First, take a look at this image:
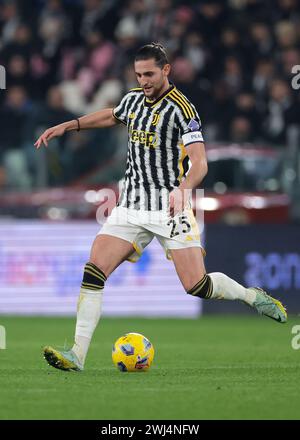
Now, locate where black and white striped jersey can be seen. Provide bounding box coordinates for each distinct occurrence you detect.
[113,83,204,211]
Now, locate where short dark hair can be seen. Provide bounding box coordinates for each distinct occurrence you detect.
[134,43,169,68]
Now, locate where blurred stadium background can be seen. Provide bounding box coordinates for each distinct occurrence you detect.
[0,0,299,317]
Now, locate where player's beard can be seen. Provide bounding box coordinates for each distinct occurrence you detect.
[144,77,165,101]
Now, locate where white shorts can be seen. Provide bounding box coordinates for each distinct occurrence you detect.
[98,206,204,262]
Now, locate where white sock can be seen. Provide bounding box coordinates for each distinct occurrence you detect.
[209,272,256,305]
[72,288,103,365]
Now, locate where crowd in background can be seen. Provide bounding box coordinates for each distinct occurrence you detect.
[0,0,300,190]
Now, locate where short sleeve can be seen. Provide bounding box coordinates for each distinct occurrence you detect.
[177,104,204,147]
[113,93,131,125]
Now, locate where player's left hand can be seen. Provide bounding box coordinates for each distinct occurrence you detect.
[169,187,189,217]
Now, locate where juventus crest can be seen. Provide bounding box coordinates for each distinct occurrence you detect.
[151,113,160,126]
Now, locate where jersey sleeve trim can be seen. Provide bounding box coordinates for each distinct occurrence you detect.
[112,109,127,125]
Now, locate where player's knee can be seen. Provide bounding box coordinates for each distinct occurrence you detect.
[186,274,213,299]
[89,237,114,276]
[81,262,107,291]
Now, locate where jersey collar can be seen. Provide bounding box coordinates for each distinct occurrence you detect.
[144,83,175,107]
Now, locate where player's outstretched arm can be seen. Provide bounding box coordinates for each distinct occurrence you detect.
[34,108,118,149]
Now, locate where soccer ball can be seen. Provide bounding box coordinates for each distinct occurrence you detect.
[112,332,154,372]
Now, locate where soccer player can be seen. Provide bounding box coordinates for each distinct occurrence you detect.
[35,43,287,372]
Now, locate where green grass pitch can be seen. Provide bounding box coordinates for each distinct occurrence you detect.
[0,315,300,420]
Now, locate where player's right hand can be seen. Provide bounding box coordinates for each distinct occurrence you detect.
[34,124,66,149]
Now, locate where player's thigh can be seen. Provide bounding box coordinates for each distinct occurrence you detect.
[170,247,206,291]
[90,234,135,277]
